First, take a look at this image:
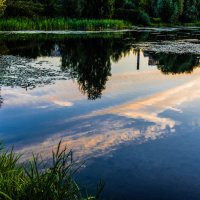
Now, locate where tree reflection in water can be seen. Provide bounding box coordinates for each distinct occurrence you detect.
[150,53,200,74]
[61,39,112,100]
[0,35,133,101]
[61,38,132,99]
[0,33,200,105]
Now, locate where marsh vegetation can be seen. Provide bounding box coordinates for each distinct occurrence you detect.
[0,141,103,200]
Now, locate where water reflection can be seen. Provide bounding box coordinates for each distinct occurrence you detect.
[1,30,200,200]
[0,33,200,103]
[0,36,133,100]
[152,53,200,74]
[16,73,200,161]
[60,39,112,100]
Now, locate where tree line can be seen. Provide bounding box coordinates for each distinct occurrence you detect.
[0,0,200,24]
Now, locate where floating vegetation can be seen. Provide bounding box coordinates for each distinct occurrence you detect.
[138,40,200,54]
[0,55,68,89]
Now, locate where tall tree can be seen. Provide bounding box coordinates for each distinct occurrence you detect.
[131,0,158,17]
[182,0,199,22]
[61,0,83,18]
[39,0,62,17]
[0,0,6,17]
[100,0,115,18]
[83,0,114,18]
[157,0,176,23]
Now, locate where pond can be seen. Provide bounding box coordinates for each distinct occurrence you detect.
[0,28,200,199]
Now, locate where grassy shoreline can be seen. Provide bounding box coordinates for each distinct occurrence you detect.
[0,18,199,32]
[0,142,103,200]
[150,22,200,27]
[0,18,132,31]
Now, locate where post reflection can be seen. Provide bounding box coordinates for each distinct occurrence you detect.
[0,88,3,108]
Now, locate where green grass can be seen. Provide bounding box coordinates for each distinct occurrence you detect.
[183,21,200,27]
[0,141,104,200]
[0,18,132,31]
[150,20,200,27]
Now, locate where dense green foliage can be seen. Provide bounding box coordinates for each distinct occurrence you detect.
[0,0,200,26]
[0,0,6,17]
[0,142,102,200]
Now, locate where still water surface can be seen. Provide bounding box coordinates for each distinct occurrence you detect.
[1,28,200,199]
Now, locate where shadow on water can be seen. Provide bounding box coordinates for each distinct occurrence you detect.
[0,30,200,105]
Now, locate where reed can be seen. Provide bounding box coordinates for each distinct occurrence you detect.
[0,18,131,31]
[0,141,103,200]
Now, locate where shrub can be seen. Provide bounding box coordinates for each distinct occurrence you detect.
[114,8,138,23]
[4,1,44,18]
[151,17,162,23]
[114,9,150,25]
[137,11,151,26]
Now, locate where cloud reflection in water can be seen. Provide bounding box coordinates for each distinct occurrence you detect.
[12,68,200,163]
[17,81,200,161]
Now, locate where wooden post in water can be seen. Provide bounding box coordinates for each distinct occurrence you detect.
[137,48,140,70]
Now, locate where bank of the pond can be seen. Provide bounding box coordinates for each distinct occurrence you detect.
[0,142,103,200]
[0,18,132,31]
[1,18,199,32]
[150,22,200,28]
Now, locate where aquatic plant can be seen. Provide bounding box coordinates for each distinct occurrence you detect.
[0,141,103,200]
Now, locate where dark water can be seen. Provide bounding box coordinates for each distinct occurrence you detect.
[1,28,200,199]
